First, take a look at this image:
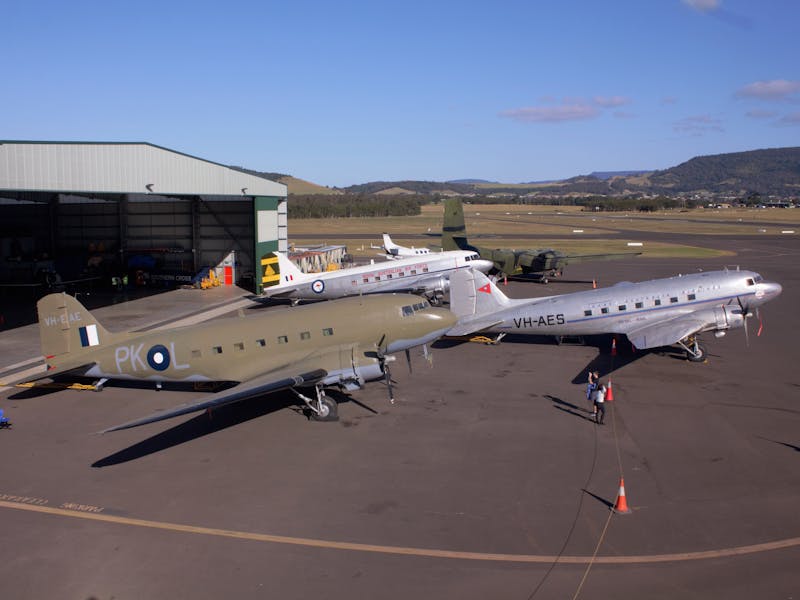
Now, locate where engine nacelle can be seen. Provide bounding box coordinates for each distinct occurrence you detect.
[713,304,745,332]
[421,275,449,295]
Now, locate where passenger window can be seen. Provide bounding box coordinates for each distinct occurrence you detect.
[212,346,222,354]
[256,339,266,347]
[410,270,417,275]
[601,307,609,314]
[688,293,696,301]
[234,342,244,351]
[670,297,678,303]
[300,331,311,340]
[584,309,592,316]
[362,277,369,284]
[618,305,627,311]
[277,335,288,344]
[654,299,662,306]
[322,328,333,336]
[191,349,202,358]
[635,302,643,309]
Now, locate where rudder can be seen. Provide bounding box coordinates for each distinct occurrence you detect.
[36,293,119,367]
[442,198,473,252]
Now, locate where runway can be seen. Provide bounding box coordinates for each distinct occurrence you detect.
[0,232,798,599]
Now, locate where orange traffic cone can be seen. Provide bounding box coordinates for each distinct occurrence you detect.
[613,477,632,514]
[606,379,614,401]
[611,337,617,356]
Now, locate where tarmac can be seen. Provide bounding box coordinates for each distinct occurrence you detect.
[0,232,798,599]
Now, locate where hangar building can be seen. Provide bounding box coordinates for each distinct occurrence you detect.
[0,141,287,293]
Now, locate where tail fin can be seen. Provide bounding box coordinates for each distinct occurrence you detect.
[449,269,511,320]
[260,251,310,292]
[442,198,473,252]
[382,233,400,256]
[37,293,124,369]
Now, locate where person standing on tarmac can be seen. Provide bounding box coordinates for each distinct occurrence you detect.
[586,370,599,408]
[594,382,607,425]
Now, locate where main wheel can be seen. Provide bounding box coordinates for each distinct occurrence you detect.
[687,344,707,362]
[310,394,339,422]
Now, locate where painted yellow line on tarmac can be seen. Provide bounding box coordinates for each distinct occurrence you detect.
[2,499,799,564]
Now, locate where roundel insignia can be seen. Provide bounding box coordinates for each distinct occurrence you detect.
[147,344,171,371]
[311,279,325,294]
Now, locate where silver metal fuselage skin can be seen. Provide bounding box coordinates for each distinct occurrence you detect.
[264,252,494,301]
[476,270,782,343]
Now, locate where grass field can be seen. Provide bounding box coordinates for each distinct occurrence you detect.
[287,203,797,259]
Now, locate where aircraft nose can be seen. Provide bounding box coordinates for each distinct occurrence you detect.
[764,282,782,299]
[473,259,495,274]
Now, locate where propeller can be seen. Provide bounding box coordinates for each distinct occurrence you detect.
[736,296,755,347]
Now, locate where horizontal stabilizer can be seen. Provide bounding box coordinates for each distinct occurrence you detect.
[102,368,327,432]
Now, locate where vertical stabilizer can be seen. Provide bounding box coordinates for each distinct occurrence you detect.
[261,251,311,292]
[36,293,121,368]
[449,269,511,319]
[442,198,474,252]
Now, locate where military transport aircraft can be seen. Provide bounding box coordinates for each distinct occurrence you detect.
[9,291,456,431]
[441,198,639,282]
[260,249,493,304]
[380,233,432,259]
[447,267,782,361]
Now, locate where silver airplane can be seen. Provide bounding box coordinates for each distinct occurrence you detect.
[447,267,782,361]
[380,233,432,259]
[261,249,493,304]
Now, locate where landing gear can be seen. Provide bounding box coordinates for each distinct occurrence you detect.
[292,386,339,422]
[311,394,338,422]
[677,335,707,362]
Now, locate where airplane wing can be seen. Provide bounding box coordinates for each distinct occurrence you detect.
[446,318,505,337]
[622,314,710,350]
[101,367,327,432]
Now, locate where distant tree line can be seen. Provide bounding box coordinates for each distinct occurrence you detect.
[288,195,425,218]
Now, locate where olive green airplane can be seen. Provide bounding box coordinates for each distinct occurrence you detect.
[8,292,456,431]
[441,198,639,282]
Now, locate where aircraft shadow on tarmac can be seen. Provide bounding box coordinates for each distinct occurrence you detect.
[91,390,366,468]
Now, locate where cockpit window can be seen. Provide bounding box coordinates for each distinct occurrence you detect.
[746,278,755,286]
[401,301,431,316]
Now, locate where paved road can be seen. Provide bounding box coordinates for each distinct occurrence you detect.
[0,234,798,599]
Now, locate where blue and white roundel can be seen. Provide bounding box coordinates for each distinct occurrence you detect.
[147,344,171,371]
[311,279,325,294]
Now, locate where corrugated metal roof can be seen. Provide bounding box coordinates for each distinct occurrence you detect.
[0,141,286,197]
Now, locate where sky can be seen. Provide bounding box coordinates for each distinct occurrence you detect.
[3,0,799,187]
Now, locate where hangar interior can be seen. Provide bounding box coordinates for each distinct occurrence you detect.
[0,142,287,293]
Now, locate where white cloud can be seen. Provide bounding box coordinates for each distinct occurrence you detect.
[593,96,631,108]
[745,109,778,119]
[736,80,800,100]
[682,0,721,13]
[778,112,800,125]
[499,103,599,123]
[673,114,724,135]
